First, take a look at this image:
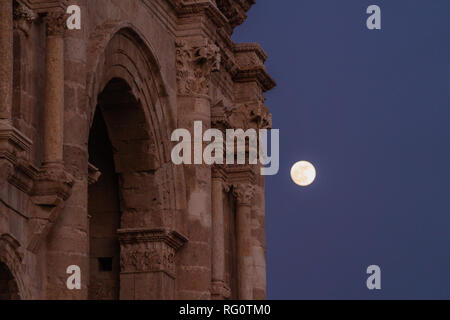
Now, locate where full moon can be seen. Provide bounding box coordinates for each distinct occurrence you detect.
[290,161,317,186]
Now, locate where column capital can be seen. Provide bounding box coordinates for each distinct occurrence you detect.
[232,183,255,206]
[212,166,232,192]
[212,165,226,179]
[13,2,37,23]
[13,2,37,35]
[175,37,221,96]
[43,10,66,36]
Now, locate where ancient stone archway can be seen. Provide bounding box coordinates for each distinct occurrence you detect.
[87,26,188,300]
[0,234,27,300]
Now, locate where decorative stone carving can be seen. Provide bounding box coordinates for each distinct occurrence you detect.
[118,228,187,278]
[0,121,33,191]
[211,100,232,130]
[33,162,74,200]
[176,38,221,96]
[120,241,176,276]
[228,102,272,131]
[13,1,37,34]
[43,11,67,36]
[232,183,255,206]
[14,2,37,21]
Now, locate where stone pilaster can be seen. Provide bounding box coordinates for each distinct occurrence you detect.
[59,0,89,299]
[211,166,231,299]
[231,42,275,300]
[118,228,187,300]
[175,36,220,299]
[0,0,13,121]
[43,10,66,164]
[232,181,255,300]
[40,5,82,300]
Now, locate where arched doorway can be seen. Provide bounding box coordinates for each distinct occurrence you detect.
[88,77,158,299]
[0,262,19,300]
[86,27,188,299]
[88,102,121,300]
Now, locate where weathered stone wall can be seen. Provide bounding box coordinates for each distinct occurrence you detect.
[0,0,274,300]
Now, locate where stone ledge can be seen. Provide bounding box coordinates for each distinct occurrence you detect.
[118,228,188,251]
[17,0,68,13]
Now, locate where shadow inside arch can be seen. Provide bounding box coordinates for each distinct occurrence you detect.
[0,262,20,300]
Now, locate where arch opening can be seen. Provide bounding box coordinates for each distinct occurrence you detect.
[0,262,20,300]
[88,99,121,300]
[88,77,159,299]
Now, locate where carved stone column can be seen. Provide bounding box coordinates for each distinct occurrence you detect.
[38,8,79,299]
[211,166,230,299]
[118,229,187,300]
[232,182,255,300]
[43,11,65,164]
[0,0,13,121]
[175,37,220,299]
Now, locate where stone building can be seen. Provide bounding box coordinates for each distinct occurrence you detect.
[0,0,274,300]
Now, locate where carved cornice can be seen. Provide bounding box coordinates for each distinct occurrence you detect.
[32,162,74,200]
[170,0,254,33]
[172,0,229,31]
[176,38,221,96]
[234,43,268,62]
[0,121,35,192]
[17,0,68,13]
[216,0,255,29]
[227,164,255,183]
[118,228,188,278]
[117,228,188,251]
[0,122,32,163]
[119,240,176,277]
[233,43,276,92]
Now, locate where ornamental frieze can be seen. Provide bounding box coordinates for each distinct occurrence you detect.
[120,241,176,277]
[118,228,187,278]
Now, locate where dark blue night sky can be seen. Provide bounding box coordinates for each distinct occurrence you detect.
[233,0,450,299]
